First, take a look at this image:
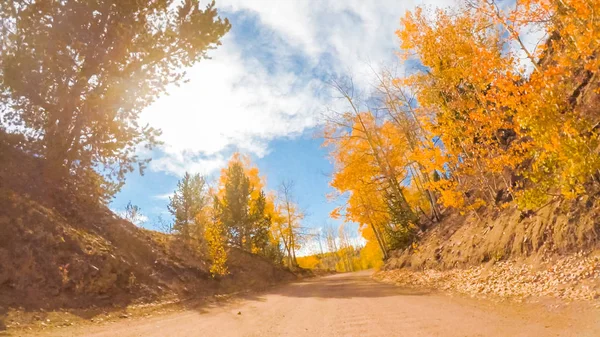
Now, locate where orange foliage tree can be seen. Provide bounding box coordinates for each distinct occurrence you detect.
[397,0,600,210]
[324,84,425,256]
[325,0,600,262]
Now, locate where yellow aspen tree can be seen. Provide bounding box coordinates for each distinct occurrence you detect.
[204,196,228,276]
[398,6,528,208]
[325,105,419,253]
[374,69,442,221]
[398,0,600,209]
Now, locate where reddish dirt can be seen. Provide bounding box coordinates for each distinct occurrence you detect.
[23,271,600,337]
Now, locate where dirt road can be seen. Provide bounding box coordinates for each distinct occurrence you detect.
[34,271,600,337]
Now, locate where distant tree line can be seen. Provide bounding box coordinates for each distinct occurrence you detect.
[164,154,306,275]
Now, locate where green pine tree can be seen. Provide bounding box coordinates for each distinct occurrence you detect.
[168,172,207,240]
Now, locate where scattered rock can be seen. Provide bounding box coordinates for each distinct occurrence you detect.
[375,252,600,302]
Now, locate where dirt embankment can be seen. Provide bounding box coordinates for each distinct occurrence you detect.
[0,140,296,332]
[379,201,600,302]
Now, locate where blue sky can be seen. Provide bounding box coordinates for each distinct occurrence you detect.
[111,0,457,250]
[113,131,344,231]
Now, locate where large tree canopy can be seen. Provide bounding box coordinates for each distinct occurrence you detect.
[0,0,230,199]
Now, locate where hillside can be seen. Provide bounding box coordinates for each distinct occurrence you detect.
[386,200,600,270]
[376,201,600,301]
[0,139,295,331]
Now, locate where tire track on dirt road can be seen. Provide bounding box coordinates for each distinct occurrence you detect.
[30,271,600,337]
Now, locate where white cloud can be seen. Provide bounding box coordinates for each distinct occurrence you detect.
[134,214,149,225]
[142,0,457,176]
[112,209,149,226]
[142,37,327,176]
[150,152,228,177]
[153,192,173,201]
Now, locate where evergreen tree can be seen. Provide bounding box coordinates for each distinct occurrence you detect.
[250,190,271,254]
[219,160,274,253]
[220,162,252,248]
[168,172,207,240]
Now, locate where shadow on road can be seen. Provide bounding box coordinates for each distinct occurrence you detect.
[267,273,432,299]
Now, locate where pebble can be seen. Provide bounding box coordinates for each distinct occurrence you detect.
[375,253,600,302]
